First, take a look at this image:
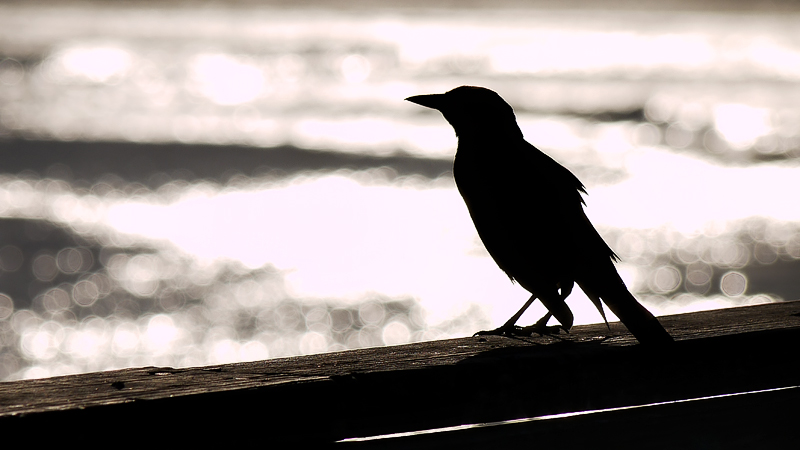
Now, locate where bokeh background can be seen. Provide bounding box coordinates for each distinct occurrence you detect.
[1,0,799,380]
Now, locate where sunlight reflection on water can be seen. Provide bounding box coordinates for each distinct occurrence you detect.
[0,159,795,380]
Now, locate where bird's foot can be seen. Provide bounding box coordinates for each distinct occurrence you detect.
[518,323,564,336]
[473,312,569,338]
[518,313,566,336]
[473,324,526,337]
[473,323,563,337]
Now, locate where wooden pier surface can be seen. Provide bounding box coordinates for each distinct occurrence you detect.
[1,300,799,447]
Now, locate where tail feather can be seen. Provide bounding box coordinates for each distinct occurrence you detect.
[608,288,672,345]
[579,269,673,345]
[579,283,610,329]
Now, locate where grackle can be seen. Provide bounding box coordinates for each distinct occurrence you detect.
[406,86,672,345]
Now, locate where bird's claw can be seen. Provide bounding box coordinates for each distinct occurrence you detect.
[474,323,565,338]
[522,312,569,336]
[518,323,564,336]
[473,325,524,337]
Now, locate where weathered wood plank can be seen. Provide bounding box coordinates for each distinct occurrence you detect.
[1,300,798,445]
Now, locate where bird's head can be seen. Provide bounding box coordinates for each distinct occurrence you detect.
[405,86,521,138]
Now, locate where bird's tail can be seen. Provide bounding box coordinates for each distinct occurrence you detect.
[578,268,673,345]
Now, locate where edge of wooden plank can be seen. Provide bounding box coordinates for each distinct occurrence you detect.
[0,300,797,444]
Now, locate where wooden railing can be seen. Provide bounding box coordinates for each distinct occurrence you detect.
[1,300,798,447]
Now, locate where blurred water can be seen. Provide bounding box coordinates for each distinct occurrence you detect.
[1,3,800,380]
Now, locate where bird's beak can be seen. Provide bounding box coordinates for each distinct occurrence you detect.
[405,93,446,110]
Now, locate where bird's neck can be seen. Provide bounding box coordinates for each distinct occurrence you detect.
[454,121,523,141]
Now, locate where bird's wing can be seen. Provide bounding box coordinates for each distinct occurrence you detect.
[523,143,618,261]
[520,143,618,322]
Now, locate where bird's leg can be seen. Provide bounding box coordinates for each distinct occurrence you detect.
[473,295,537,337]
[502,294,536,329]
[535,312,553,329]
[558,280,574,301]
[517,286,573,336]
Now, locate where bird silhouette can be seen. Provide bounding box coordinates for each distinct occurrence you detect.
[406,86,672,345]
